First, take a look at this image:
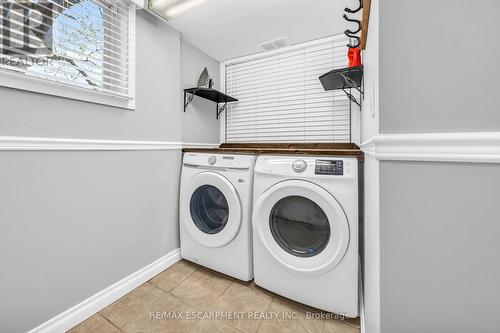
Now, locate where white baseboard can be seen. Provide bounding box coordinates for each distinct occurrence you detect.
[27,249,181,333]
[361,132,500,163]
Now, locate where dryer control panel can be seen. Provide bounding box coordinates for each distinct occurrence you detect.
[315,160,343,175]
[255,156,356,179]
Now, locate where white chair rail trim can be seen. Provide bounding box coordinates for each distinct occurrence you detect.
[181,142,220,149]
[361,132,500,163]
[0,136,220,151]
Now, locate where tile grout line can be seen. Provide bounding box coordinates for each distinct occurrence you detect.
[165,291,203,333]
[225,322,249,333]
[97,280,166,330]
[166,292,205,312]
[322,315,361,332]
[149,260,201,293]
[202,280,240,331]
[273,293,361,331]
[167,266,234,312]
[338,320,361,329]
[98,312,123,332]
[319,318,327,333]
[220,279,236,297]
[252,293,276,333]
[145,260,205,331]
[136,289,202,333]
[110,283,168,331]
[219,280,265,332]
[190,280,237,333]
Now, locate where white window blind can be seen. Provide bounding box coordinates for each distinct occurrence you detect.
[0,0,134,106]
[225,36,354,143]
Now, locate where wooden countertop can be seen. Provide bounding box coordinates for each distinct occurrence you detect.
[182,143,364,162]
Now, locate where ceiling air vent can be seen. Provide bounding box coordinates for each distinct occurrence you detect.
[259,37,288,51]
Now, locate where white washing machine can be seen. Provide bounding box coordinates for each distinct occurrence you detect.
[180,152,256,281]
[252,155,359,316]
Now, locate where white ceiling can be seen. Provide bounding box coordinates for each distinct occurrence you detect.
[166,0,359,61]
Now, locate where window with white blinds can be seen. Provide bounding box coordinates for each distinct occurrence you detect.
[225,36,354,143]
[0,0,134,108]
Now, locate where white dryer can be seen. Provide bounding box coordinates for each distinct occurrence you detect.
[252,155,359,316]
[180,152,256,281]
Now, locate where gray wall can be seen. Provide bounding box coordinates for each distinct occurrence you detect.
[181,40,221,144]
[380,0,500,133]
[376,1,500,333]
[0,10,218,333]
[0,150,181,333]
[380,162,500,333]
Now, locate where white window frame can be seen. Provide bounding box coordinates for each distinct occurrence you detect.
[0,1,137,110]
[219,35,361,144]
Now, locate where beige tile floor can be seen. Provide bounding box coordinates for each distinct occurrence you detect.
[69,260,360,333]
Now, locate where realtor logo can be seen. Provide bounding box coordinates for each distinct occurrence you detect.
[0,1,55,63]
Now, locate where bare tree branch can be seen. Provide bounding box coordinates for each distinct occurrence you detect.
[50,54,98,87]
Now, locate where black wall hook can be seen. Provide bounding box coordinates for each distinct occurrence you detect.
[344,28,361,48]
[343,14,362,32]
[343,14,362,34]
[345,0,363,14]
[343,11,362,48]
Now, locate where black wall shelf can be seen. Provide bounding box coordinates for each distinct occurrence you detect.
[319,66,364,106]
[184,88,238,119]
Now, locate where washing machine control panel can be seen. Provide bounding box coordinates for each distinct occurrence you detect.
[184,153,256,171]
[315,160,343,175]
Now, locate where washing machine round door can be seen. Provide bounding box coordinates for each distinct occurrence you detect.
[253,179,349,275]
[181,171,242,248]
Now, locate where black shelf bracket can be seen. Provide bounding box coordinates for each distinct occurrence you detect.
[184,89,197,110]
[342,88,362,107]
[340,71,364,107]
[216,102,228,120]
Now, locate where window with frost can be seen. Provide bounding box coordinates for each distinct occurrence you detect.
[0,0,135,109]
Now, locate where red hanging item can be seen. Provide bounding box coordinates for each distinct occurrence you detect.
[348,47,362,67]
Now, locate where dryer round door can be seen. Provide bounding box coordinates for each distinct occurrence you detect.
[181,171,242,248]
[253,180,349,275]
